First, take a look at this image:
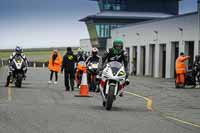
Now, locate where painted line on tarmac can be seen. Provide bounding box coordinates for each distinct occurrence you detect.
[124,91,153,111]
[125,91,150,101]
[165,116,200,128]
[125,91,200,129]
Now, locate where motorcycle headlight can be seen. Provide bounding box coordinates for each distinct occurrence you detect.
[118,71,125,76]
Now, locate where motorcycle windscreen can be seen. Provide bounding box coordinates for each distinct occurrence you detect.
[15,56,22,62]
[108,61,122,76]
[13,56,26,69]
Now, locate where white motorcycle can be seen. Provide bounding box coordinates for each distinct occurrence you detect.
[9,56,27,88]
[99,61,127,110]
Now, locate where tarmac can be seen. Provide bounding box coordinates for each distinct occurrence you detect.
[0,67,199,133]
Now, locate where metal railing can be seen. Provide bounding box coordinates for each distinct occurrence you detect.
[0,59,48,68]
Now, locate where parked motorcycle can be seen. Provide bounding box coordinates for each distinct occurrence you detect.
[99,61,127,110]
[87,61,99,92]
[9,55,27,88]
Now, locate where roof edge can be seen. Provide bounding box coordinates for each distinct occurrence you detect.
[113,11,198,30]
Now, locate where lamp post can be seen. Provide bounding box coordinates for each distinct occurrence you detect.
[178,27,183,54]
[122,34,126,46]
[136,32,140,75]
[198,0,200,54]
[153,30,159,77]
[136,32,140,44]
[153,30,158,44]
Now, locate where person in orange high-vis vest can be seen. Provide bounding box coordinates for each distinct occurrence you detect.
[48,49,62,84]
[175,52,190,87]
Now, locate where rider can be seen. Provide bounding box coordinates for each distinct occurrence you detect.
[5,46,28,87]
[85,47,101,66]
[85,47,102,92]
[101,38,129,95]
[76,48,87,62]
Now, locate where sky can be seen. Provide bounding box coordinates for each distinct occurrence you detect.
[0,0,197,49]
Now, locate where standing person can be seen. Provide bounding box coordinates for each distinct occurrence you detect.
[192,55,200,87]
[48,49,62,84]
[61,47,77,91]
[175,52,190,88]
[131,57,136,75]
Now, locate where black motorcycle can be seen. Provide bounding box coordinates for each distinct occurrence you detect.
[87,61,99,92]
[9,56,27,88]
[175,70,196,88]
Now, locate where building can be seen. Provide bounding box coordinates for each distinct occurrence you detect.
[80,39,92,54]
[80,0,180,52]
[108,12,199,78]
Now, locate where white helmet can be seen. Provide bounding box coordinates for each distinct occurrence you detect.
[77,47,84,55]
[92,47,98,52]
[92,47,98,56]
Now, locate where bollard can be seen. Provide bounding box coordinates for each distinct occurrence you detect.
[43,63,45,68]
[33,62,36,68]
[1,60,3,66]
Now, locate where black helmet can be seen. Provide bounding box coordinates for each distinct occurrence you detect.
[15,46,23,55]
[67,47,72,52]
[180,52,184,56]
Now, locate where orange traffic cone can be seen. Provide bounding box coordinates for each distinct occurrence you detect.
[75,66,92,97]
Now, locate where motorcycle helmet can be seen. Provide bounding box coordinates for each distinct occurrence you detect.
[15,46,23,55]
[92,47,98,56]
[77,48,84,56]
[113,38,123,55]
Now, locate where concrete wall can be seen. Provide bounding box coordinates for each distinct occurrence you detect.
[110,13,199,78]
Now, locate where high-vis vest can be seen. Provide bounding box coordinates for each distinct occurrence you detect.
[48,51,62,72]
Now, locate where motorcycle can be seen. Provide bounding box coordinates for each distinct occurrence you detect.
[175,64,198,88]
[75,61,86,88]
[99,61,127,110]
[87,61,99,92]
[9,55,27,88]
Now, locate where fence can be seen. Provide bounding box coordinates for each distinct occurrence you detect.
[0,59,48,68]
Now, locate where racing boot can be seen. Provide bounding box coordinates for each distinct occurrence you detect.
[125,79,130,86]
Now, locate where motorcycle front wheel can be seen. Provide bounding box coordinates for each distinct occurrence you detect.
[106,85,115,110]
[15,74,23,88]
[15,80,22,88]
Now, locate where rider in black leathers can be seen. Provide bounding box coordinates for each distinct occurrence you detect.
[5,46,28,87]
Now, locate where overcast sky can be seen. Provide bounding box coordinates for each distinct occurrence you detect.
[0,0,197,49]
